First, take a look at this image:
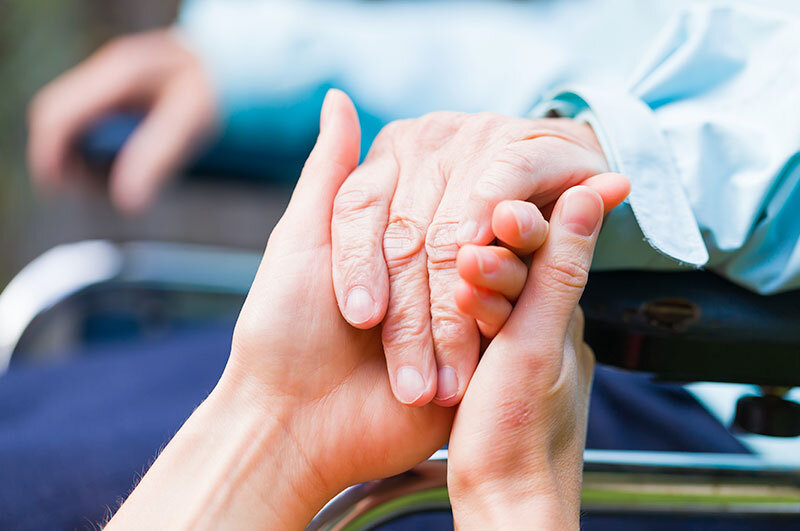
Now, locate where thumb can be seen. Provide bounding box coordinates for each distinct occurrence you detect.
[279,89,361,248]
[499,185,604,367]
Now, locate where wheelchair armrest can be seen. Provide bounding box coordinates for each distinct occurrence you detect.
[582,270,800,386]
[310,448,800,528]
[0,241,260,370]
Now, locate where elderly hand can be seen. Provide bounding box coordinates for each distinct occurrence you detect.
[27,29,217,214]
[330,112,628,406]
[107,90,452,530]
[448,185,605,530]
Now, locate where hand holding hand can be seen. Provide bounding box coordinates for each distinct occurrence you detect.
[330,112,628,406]
[107,91,452,530]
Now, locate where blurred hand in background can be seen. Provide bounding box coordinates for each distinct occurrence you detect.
[27,29,218,214]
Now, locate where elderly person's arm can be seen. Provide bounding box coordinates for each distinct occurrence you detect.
[330,3,800,410]
[27,0,674,214]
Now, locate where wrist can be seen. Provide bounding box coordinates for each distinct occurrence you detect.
[108,367,335,530]
[449,472,578,530]
[201,372,338,528]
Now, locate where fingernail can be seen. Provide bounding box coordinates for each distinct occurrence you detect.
[436,366,459,401]
[396,366,426,404]
[457,220,478,244]
[476,249,499,275]
[344,287,375,325]
[509,201,534,237]
[320,89,336,129]
[559,187,602,237]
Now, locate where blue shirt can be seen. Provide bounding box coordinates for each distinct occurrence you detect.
[177,0,800,294]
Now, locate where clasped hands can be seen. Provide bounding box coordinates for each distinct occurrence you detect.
[107,90,629,530]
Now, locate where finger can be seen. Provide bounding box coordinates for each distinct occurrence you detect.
[498,185,605,381]
[456,245,528,300]
[382,116,462,406]
[26,37,167,192]
[425,160,480,405]
[537,172,632,220]
[491,200,549,256]
[278,89,361,249]
[109,70,217,214]
[457,137,607,246]
[330,128,400,329]
[579,172,631,213]
[454,280,511,339]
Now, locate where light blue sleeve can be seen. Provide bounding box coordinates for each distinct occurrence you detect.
[176,0,679,160]
[534,4,800,294]
[175,0,578,159]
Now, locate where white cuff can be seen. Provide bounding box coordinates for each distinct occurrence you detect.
[532,86,709,267]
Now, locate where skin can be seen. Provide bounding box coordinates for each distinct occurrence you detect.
[107,89,452,530]
[27,29,217,214]
[26,31,629,409]
[456,177,629,338]
[105,90,618,530]
[330,111,629,407]
[449,185,606,529]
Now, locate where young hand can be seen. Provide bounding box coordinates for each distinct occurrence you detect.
[456,173,629,338]
[448,185,613,530]
[106,90,452,530]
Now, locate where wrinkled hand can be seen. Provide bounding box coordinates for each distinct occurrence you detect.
[27,29,217,213]
[226,90,453,522]
[107,91,451,530]
[448,185,605,530]
[331,112,627,406]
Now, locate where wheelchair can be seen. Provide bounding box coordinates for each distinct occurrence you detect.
[2,115,799,529]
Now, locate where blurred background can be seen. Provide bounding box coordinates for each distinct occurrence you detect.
[0,0,293,293]
[1,0,171,289]
[4,2,800,530]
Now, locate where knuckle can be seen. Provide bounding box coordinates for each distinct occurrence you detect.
[374,119,407,144]
[364,120,408,160]
[27,93,49,125]
[469,147,537,203]
[461,112,507,137]
[471,173,508,203]
[425,220,459,269]
[28,91,67,136]
[332,184,384,221]
[383,216,427,271]
[102,36,140,60]
[411,111,466,150]
[430,309,469,349]
[539,254,590,293]
[493,145,539,179]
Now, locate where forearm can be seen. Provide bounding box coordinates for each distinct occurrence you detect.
[106,372,330,530]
